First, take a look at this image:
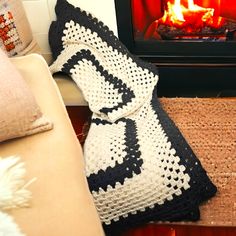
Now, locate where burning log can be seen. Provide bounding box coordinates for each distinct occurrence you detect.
[156,19,236,40]
[144,0,236,41]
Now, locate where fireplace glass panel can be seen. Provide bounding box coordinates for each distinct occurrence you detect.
[132,0,236,42]
[115,0,236,97]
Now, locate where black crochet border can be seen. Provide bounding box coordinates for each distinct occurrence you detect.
[49,0,159,76]
[103,90,217,236]
[87,117,142,192]
[151,90,217,205]
[48,1,217,235]
[61,49,135,116]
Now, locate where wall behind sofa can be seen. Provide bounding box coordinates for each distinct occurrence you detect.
[22,0,118,55]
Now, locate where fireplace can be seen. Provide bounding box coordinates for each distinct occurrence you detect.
[115,0,236,97]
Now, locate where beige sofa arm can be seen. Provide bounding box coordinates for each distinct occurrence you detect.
[0,54,104,236]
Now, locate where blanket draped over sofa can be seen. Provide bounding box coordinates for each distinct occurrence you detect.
[49,0,217,235]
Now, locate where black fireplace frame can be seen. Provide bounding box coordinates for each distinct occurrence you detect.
[114,0,236,66]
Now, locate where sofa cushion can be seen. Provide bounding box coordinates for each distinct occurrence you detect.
[0,49,53,143]
[0,53,104,236]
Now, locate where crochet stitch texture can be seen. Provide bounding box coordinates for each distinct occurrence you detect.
[49,0,217,235]
[0,0,33,56]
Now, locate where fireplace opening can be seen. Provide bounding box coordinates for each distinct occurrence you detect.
[133,0,236,42]
[115,0,236,97]
[115,0,236,64]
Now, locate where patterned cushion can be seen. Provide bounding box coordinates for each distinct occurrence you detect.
[0,0,34,56]
[0,48,53,143]
[49,0,217,235]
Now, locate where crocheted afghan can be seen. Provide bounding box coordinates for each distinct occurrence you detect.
[49,0,217,235]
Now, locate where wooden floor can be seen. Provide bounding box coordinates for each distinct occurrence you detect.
[66,106,236,236]
[66,106,92,145]
[120,224,236,236]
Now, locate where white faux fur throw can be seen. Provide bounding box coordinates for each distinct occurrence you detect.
[0,156,33,236]
[0,212,24,236]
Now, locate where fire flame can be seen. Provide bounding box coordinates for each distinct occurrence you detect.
[159,0,225,31]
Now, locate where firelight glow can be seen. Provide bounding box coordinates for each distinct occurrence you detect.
[160,0,224,30]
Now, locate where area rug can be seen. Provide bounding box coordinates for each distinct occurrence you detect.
[160,97,236,226]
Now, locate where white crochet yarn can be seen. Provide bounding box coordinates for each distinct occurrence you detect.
[49,1,217,235]
[51,20,159,122]
[86,97,191,225]
[51,42,191,225]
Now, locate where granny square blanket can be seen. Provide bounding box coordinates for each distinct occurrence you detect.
[49,0,217,235]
